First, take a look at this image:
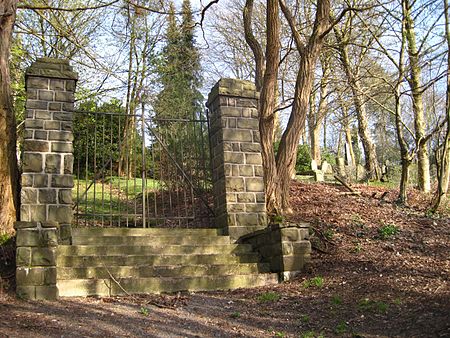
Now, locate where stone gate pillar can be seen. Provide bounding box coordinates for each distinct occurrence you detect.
[15,58,77,300]
[207,79,267,241]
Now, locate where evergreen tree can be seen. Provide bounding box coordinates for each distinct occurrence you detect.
[154,0,202,120]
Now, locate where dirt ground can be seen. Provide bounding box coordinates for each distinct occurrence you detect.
[0,181,449,338]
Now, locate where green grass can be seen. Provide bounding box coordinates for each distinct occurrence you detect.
[378,223,399,240]
[358,298,389,313]
[257,291,281,302]
[73,176,161,215]
[303,276,324,288]
[335,321,348,334]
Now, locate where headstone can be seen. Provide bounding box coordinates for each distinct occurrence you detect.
[321,160,333,174]
[311,159,318,171]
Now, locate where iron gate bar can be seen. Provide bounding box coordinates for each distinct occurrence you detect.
[72,109,214,228]
[143,119,215,217]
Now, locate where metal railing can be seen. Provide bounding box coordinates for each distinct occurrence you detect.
[72,109,213,228]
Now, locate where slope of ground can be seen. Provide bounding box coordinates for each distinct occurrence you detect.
[0,181,449,337]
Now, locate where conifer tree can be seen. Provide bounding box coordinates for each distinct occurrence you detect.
[154,0,202,120]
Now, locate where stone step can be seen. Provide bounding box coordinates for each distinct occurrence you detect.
[57,253,261,267]
[57,263,271,279]
[71,235,231,246]
[72,227,220,237]
[58,244,254,256]
[57,273,279,297]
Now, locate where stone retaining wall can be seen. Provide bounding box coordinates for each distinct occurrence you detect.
[241,223,311,281]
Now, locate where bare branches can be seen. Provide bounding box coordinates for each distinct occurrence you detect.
[18,1,120,12]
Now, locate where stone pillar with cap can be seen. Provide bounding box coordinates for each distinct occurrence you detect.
[207,78,267,241]
[15,58,77,300]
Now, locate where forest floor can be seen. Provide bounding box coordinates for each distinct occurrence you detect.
[0,181,449,338]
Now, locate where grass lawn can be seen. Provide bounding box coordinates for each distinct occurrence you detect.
[73,176,161,217]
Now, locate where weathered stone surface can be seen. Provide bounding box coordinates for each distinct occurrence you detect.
[38,90,54,101]
[45,154,61,174]
[49,79,65,90]
[245,153,262,165]
[48,102,62,111]
[16,267,56,285]
[48,131,73,141]
[25,119,44,129]
[63,155,74,174]
[44,120,61,130]
[21,188,37,204]
[38,189,57,204]
[223,152,244,164]
[48,205,73,223]
[239,165,253,177]
[245,178,264,192]
[222,129,252,142]
[23,140,49,152]
[240,143,261,152]
[21,174,33,187]
[51,142,73,153]
[59,224,72,244]
[16,286,36,299]
[33,174,49,187]
[58,189,72,204]
[16,229,41,247]
[225,178,245,192]
[237,193,256,203]
[35,285,58,300]
[55,91,74,102]
[31,248,57,266]
[237,118,259,130]
[26,100,48,110]
[28,205,47,222]
[27,77,49,90]
[53,112,72,121]
[16,247,32,266]
[51,175,74,188]
[34,130,48,140]
[35,110,52,120]
[245,203,266,213]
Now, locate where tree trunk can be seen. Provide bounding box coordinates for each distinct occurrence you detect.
[403,0,431,192]
[334,28,381,180]
[432,0,450,210]
[0,0,19,234]
[398,158,411,205]
[308,57,329,163]
[277,0,330,212]
[345,125,356,166]
[258,0,281,214]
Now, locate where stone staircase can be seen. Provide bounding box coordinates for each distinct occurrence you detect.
[57,228,279,297]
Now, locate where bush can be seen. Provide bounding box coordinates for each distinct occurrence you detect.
[296,144,312,173]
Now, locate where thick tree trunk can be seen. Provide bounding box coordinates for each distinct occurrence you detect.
[258,0,281,214]
[335,28,381,180]
[0,0,19,234]
[277,0,330,212]
[404,0,431,192]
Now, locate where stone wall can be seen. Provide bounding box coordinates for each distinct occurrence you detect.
[241,223,311,281]
[15,58,77,300]
[207,79,267,241]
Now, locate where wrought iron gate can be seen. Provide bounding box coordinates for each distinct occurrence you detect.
[72,109,214,228]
